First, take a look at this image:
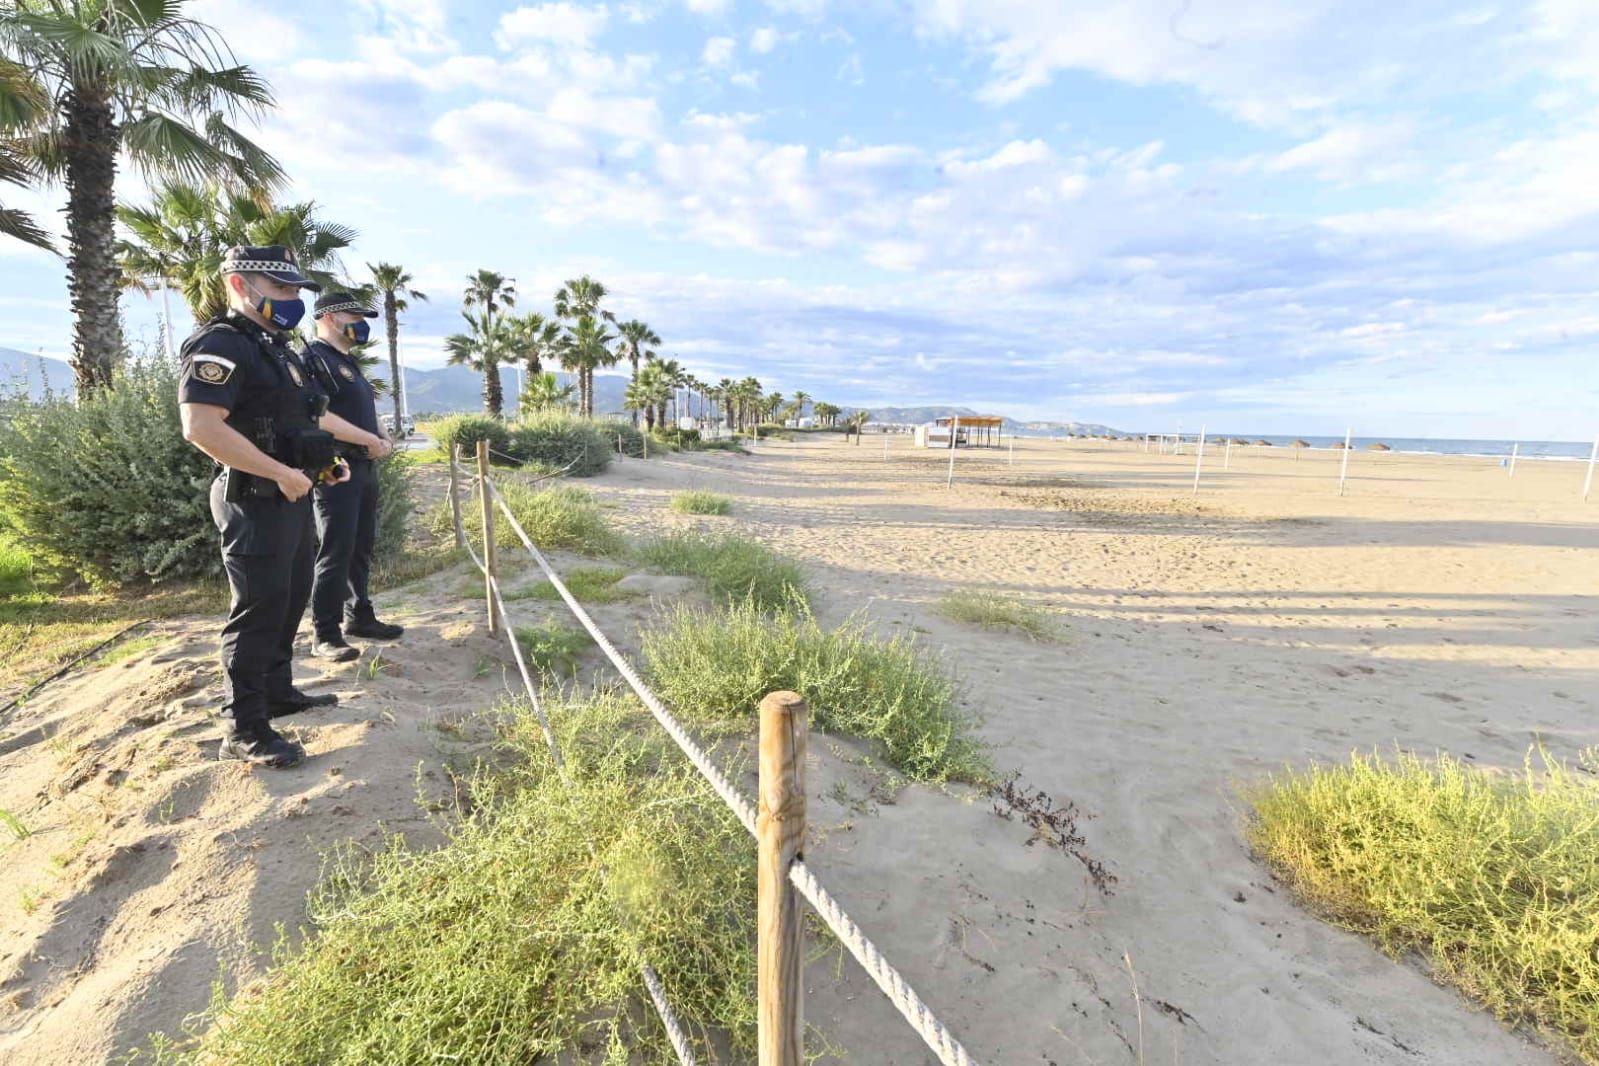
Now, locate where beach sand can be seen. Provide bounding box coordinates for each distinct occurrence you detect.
[2,435,1594,1063]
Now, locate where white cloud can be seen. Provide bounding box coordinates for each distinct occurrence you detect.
[685,0,732,13]
[497,3,611,49]
[750,27,782,54]
[547,87,661,141]
[702,35,737,67]
[356,0,455,54]
[1267,121,1417,183]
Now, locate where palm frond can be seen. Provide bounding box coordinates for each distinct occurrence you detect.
[122,111,231,184]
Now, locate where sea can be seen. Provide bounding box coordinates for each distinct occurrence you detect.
[1003,429,1595,461]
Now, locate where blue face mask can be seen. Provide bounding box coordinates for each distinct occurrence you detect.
[247,283,305,331]
[343,320,372,345]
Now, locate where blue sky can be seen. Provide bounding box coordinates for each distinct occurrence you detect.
[4,0,1599,438]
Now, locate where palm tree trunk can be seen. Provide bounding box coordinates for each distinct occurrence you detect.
[63,85,122,394]
[384,294,404,423]
[485,359,503,417]
[630,352,640,426]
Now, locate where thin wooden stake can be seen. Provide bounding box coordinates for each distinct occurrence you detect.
[1584,436,1599,501]
[1224,437,1232,471]
[1338,427,1353,496]
[1508,442,1518,478]
[1192,424,1207,496]
[758,691,808,1066]
[448,444,468,548]
[946,415,959,489]
[476,440,499,634]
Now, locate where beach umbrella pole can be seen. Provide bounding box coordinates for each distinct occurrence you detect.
[1508,442,1518,478]
[1192,425,1207,495]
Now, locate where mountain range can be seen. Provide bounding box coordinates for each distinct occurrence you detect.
[0,347,75,399]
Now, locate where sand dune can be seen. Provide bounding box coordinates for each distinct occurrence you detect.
[1,435,1593,1063]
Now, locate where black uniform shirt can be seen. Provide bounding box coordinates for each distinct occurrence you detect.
[305,339,379,438]
[178,310,319,423]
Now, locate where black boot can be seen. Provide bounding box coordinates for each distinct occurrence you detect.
[312,636,360,662]
[220,724,305,768]
[345,617,404,640]
[269,688,339,719]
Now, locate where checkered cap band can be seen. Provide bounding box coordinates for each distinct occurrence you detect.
[315,300,366,318]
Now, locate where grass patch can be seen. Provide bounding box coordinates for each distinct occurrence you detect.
[698,439,750,455]
[1246,748,1599,1062]
[0,533,35,597]
[97,633,166,668]
[669,490,733,516]
[642,600,988,784]
[634,532,805,612]
[136,691,755,1063]
[507,567,635,605]
[514,620,594,677]
[431,482,624,559]
[934,590,1063,642]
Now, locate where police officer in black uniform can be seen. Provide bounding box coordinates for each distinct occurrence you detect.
[304,292,404,661]
[178,247,393,768]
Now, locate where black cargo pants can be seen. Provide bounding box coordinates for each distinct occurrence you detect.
[311,458,378,639]
[209,475,315,732]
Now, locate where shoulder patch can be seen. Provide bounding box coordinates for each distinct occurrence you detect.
[191,354,236,385]
[286,361,304,387]
[338,364,355,381]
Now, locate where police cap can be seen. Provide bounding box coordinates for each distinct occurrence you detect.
[220,245,321,290]
[313,292,380,319]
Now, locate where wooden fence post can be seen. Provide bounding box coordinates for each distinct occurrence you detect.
[758,691,808,1066]
[476,439,499,634]
[448,444,468,549]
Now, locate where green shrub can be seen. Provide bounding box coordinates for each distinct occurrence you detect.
[421,414,510,463]
[698,439,750,455]
[599,419,646,458]
[634,532,804,611]
[514,620,593,676]
[372,452,414,563]
[642,600,988,783]
[506,411,612,477]
[138,692,756,1063]
[1247,748,1599,1062]
[0,357,217,586]
[654,427,701,450]
[935,590,1063,642]
[754,424,793,441]
[0,533,35,597]
[430,481,623,558]
[669,490,732,516]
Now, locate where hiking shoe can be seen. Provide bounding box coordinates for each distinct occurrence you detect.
[312,638,359,662]
[345,617,404,640]
[219,729,305,768]
[268,689,339,719]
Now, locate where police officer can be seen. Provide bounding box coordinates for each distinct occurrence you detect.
[178,247,392,768]
[304,292,403,661]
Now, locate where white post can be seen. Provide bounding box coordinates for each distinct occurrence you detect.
[1338,427,1353,496]
[1508,442,1519,479]
[1224,437,1232,471]
[1175,424,1183,455]
[946,416,959,489]
[1192,425,1207,496]
[1584,436,1599,501]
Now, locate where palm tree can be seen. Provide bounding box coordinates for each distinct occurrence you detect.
[519,370,574,415]
[461,269,515,415]
[117,182,356,322]
[615,319,660,425]
[369,262,427,426]
[504,311,563,377]
[553,276,617,417]
[444,311,514,417]
[2,0,285,392]
[654,357,685,430]
[624,360,670,431]
[790,390,810,424]
[716,377,734,430]
[559,315,617,416]
[1,57,52,252]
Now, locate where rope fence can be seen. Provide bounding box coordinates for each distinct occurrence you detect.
[448,442,980,1066]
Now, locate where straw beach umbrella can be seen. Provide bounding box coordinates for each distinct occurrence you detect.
[1367,442,1392,451]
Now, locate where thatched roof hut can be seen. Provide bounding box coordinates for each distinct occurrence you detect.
[1254,439,1273,446]
[1330,440,1349,449]
[1367,442,1391,451]
[1292,439,1311,448]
